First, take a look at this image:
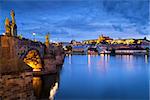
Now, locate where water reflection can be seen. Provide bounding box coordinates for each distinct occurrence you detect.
[0,70,60,100]
[69,54,72,64]
[49,82,58,100]
[145,55,149,64]
[1,55,149,100]
[32,77,42,98]
[122,55,134,71]
[55,55,149,100]
[87,55,91,73]
[33,73,60,100]
[98,54,110,73]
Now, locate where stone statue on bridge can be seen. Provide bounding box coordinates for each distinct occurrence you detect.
[1,10,65,75]
[5,18,11,36]
[5,10,17,36]
[45,33,50,48]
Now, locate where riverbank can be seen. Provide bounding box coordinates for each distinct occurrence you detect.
[66,51,149,55]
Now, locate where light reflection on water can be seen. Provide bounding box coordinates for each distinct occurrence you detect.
[32,77,42,98]
[88,55,91,73]
[55,55,149,100]
[145,55,148,64]
[49,82,58,100]
[1,55,148,100]
[31,55,149,100]
[32,74,60,100]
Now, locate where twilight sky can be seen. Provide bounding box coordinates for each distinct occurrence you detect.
[0,0,149,42]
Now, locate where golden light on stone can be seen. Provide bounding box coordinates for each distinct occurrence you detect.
[5,18,11,34]
[23,50,42,71]
[33,69,41,71]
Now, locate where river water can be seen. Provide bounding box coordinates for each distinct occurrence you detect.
[4,55,148,100]
[36,55,149,100]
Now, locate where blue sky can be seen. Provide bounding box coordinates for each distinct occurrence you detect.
[0,0,149,42]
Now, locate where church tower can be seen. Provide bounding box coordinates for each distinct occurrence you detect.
[10,10,17,36]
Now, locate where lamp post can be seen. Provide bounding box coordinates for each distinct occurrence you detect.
[2,33,5,35]
[33,32,36,41]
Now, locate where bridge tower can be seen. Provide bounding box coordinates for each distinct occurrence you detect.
[45,33,50,48]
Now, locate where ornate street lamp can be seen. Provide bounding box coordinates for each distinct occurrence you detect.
[33,32,36,41]
[2,33,5,35]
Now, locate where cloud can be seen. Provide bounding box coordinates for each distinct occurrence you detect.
[0,0,149,41]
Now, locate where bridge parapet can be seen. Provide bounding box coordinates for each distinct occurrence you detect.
[0,35,45,59]
[0,36,46,73]
[0,35,65,74]
[15,37,45,59]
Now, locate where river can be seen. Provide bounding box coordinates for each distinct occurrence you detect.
[35,55,149,100]
[1,55,149,100]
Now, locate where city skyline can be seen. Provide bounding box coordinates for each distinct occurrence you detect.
[0,0,149,42]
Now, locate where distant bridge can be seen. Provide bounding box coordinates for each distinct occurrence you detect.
[83,45,104,54]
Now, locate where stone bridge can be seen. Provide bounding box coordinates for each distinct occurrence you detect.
[83,45,103,54]
[0,35,65,74]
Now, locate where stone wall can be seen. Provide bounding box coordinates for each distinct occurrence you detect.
[0,35,65,74]
[43,44,65,74]
[54,45,65,66]
[0,36,32,74]
[0,72,35,100]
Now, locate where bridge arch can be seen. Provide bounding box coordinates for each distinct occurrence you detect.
[23,49,43,71]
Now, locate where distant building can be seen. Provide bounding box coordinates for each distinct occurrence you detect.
[82,39,97,44]
[61,42,70,46]
[111,39,135,44]
[140,39,150,49]
[82,35,113,44]
[97,35,113,44]
[111,38,150,49]
[71,40,83,46]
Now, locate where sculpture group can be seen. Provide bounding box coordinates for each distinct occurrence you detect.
[5,10,17,36]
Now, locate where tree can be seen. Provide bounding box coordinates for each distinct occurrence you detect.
[144,37,147,40]
[66,45,72,51]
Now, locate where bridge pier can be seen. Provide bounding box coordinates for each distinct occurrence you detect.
[43,45,65,74]
[0,36,32,74]
[54,46,65,66]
